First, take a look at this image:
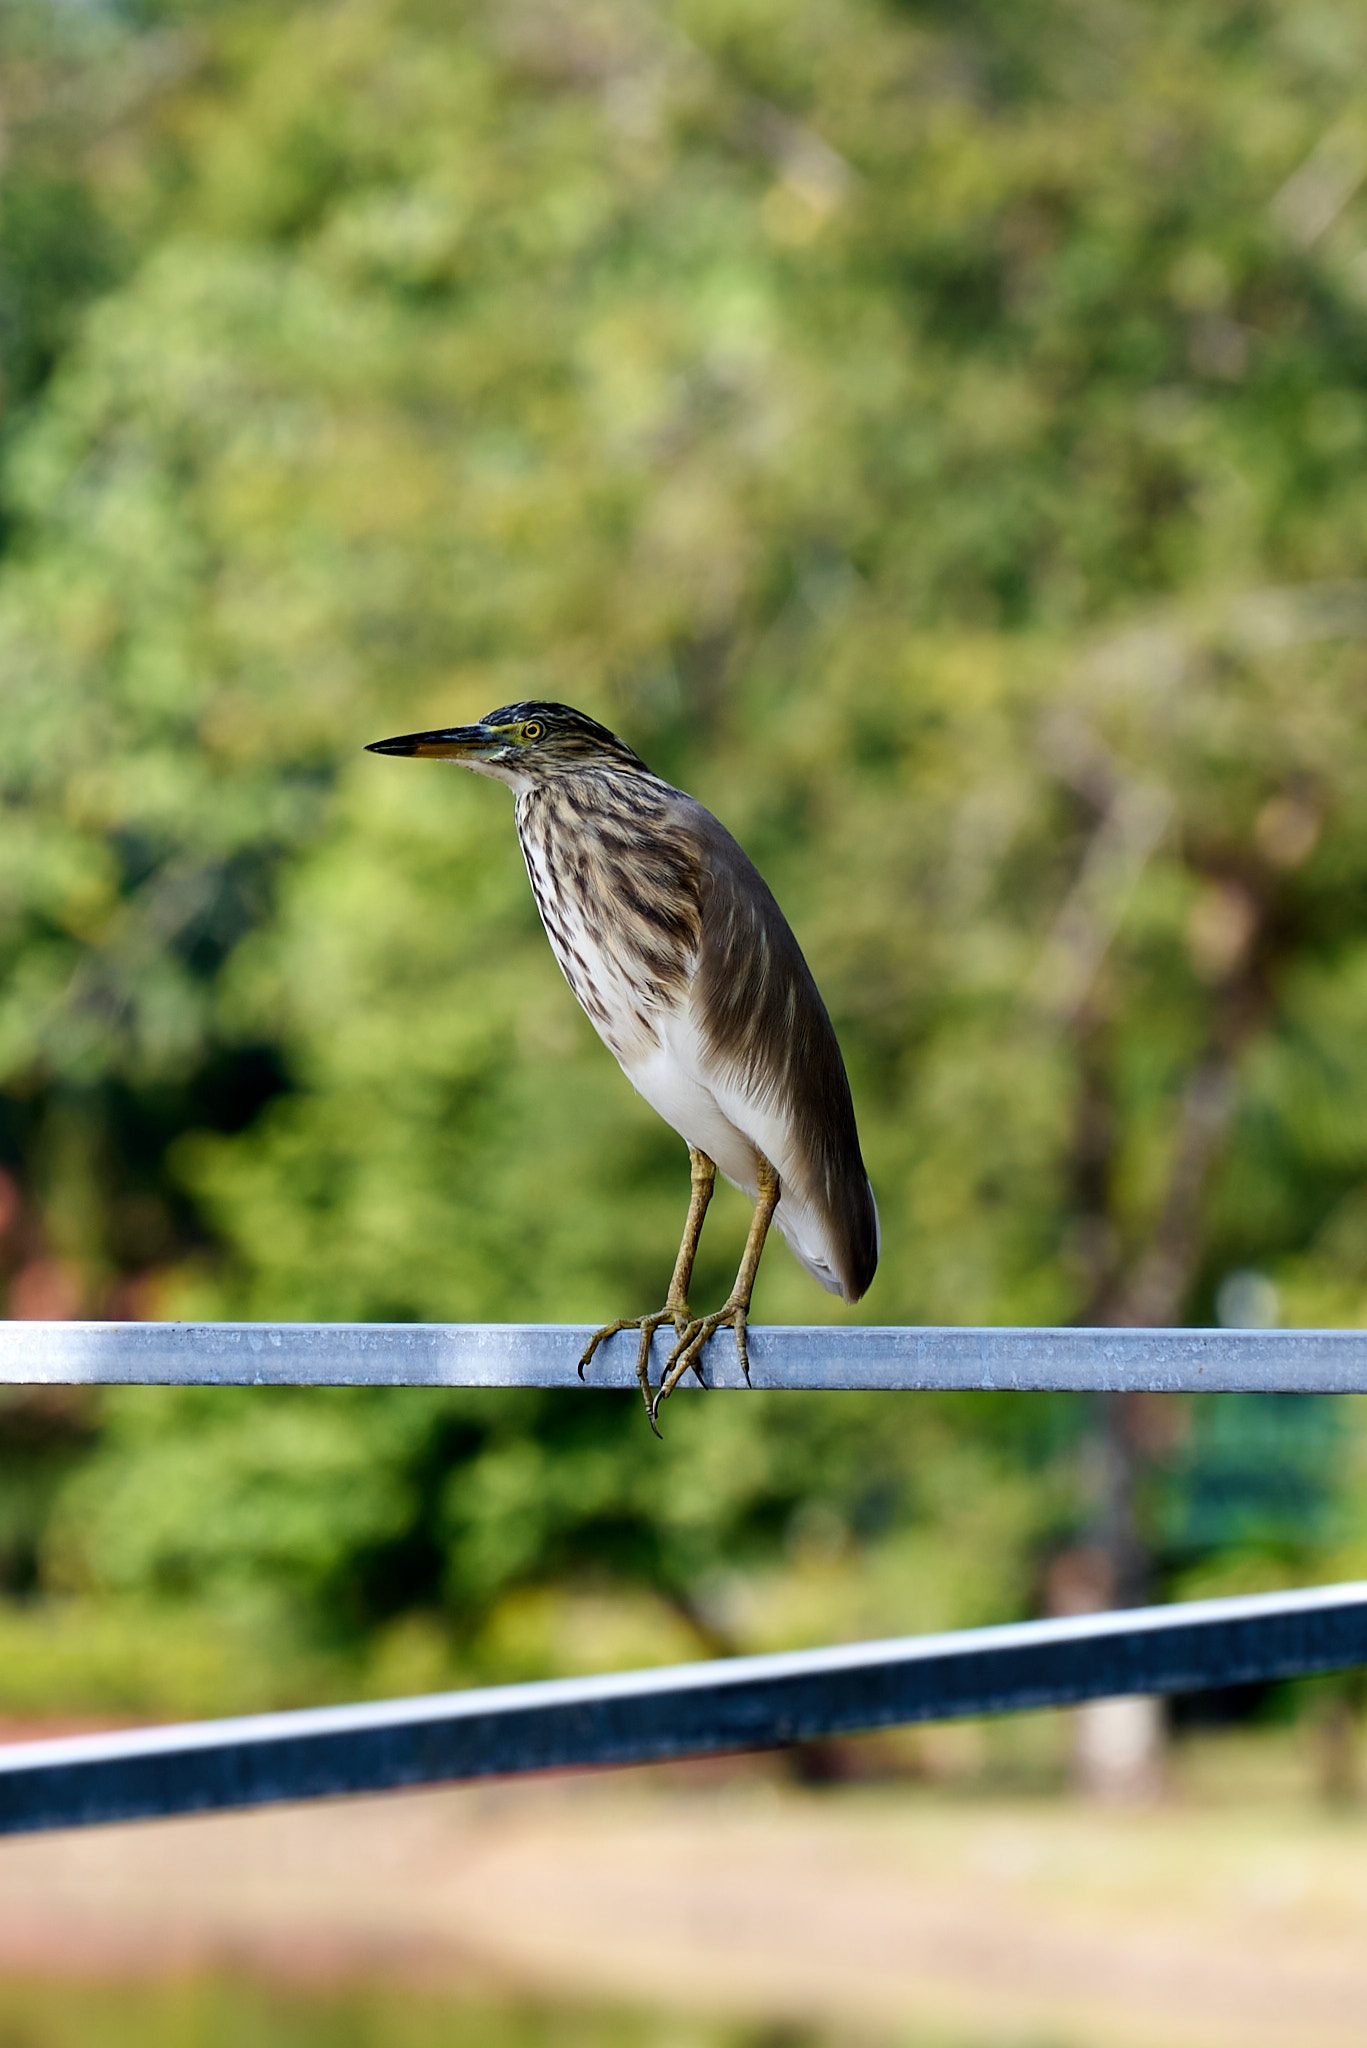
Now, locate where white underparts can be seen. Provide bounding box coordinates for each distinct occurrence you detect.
[516,793,855,1298]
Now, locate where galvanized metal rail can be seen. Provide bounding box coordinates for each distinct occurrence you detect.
[1,1583,1363,1837]
[3,1320,1367,1391]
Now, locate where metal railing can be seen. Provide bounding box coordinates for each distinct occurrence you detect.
[0,1321,1362,1835]
[4,1320,1367,1390]
[2,1583,1364,1836]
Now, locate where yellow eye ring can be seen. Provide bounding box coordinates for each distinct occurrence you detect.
[523,721,543,741]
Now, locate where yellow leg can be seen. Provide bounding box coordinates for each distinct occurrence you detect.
[578,1149,717,1432]
[650,1153,779,1429]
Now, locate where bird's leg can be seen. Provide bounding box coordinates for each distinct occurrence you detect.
[651,1154,780,1427]
[578,1150,717,1422]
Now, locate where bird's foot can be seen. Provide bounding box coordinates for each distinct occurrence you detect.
[650,1301,751,1428]
[578,1305,701,1435]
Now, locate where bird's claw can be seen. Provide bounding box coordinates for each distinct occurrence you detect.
[577,1317,636,1381]
[650,1303,750,1427]
[578,1305,700,1419]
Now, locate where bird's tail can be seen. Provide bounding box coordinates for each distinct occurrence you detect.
[776,1173,880,1304]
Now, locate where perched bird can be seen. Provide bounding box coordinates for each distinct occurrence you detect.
[367,704,878,1429]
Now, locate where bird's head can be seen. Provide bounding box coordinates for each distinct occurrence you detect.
[366,702,646,789]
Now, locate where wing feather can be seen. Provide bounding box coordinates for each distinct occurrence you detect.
[686,800,879,1303]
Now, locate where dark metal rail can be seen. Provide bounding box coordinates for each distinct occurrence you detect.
[1,1321,1366,1391]
[1,1582,1363,1836]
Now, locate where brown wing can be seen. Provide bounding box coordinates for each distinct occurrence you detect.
[684,797,879,1303]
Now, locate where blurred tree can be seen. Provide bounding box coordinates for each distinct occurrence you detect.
[3,0,1367,1699]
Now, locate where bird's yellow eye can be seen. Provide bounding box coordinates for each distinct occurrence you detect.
[522,721,543,741]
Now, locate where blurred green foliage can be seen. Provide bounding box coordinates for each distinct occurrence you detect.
[0,1976,801,2048]
[4,0,1367,1707]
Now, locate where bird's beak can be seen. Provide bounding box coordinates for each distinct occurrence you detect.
[365,724,504,761]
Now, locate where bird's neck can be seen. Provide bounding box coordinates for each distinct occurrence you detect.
[514,764,673,837]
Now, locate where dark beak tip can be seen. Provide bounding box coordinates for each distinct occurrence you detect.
[366,724,492,759]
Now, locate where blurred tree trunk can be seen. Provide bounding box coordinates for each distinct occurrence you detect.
[1317,1671,1366,1809]
[1047,770,1308,1799]
[1048,1403,1165,1802]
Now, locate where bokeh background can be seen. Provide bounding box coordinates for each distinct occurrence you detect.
[3,2,1367,2038]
